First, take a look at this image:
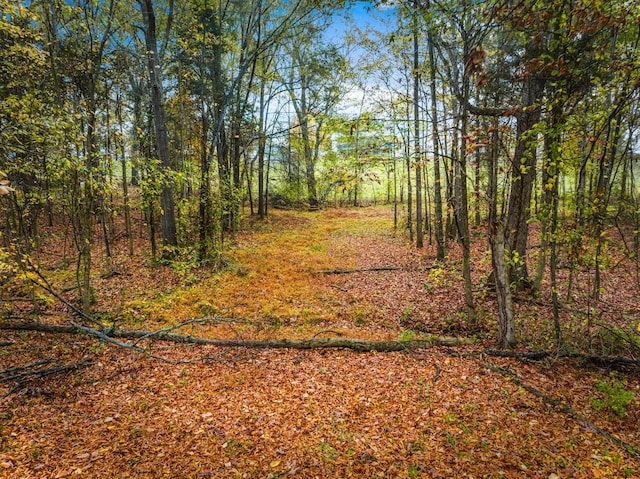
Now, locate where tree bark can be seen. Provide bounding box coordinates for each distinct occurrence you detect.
[504,75,545,289]
[0,321,474,352]
[490,221,516,348]
[139,0,178,249]
[413,4,423,248]
[257,75,267,219]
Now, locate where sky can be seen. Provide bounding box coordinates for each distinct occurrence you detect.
[324,2,398,117]
[324,1,396,43]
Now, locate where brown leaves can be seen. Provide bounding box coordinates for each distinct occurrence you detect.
[0,170,14,195]
[1,207,639,477]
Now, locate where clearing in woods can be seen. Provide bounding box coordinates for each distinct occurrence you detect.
[1,206,639,478]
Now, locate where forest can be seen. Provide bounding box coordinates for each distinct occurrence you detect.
[1,0,640,477]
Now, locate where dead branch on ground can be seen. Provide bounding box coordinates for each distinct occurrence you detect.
[484,349,640,368]
[476,358,639,458]
[1,320,474,353]
[1,357,91,396]
[317,266,431,274]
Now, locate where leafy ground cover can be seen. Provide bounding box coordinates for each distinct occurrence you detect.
[1,206,639,478]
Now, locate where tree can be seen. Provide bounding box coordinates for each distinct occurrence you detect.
[137,0,178,250]
[282,35,349,207]
[0,0,53,250]
[412,1,424,248]
[427,21,446,261]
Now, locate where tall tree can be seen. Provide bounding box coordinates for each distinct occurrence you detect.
[412,1,423,248]
[427,24,446,261]
[282,36,349,207]
[137,0,178,249]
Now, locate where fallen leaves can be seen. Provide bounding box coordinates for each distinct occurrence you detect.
[1,207,639,478]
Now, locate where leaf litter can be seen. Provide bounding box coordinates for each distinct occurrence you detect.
[1,206,639,478]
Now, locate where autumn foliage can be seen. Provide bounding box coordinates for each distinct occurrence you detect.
[1,207,639,478]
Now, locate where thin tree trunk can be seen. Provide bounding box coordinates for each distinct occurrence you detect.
[413,14,423,248]
[257,77,267,219]
[454,91,475,324]
[198,104,211,262]
[593,118,621,300]
[491,221,515,348]
[549,171,563,350]
[116,91,134,256]
[405,85,413,242]
[427,7,445,259]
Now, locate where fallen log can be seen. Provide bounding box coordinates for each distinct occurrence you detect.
[317,264,438,275]
[317,266,405,274]
[484,349,640,367]
[0,320,474,353]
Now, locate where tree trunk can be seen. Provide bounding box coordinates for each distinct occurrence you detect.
[491,221,516,349]
[116,92,134,256]
[454,91,476,324]
[534,105,563,291]
[504,75,545,290]
[405,84,413,242]
[198,103,212,262]
[257,77,267,219]
[139,0,177,249]
[413,7,423,248]
[592,117,621,300]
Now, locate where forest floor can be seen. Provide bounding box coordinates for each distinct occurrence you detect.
[1,205,639,478]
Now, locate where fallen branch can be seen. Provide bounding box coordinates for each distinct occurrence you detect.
[0,320,475,353]
[477,358,639,458]
[317,265,433,275]
[1,358,91,396]
[25,261,105,329]
[484,349,552,360]
[318,266,404,274]
[484,349,640,368]
[1,359,56,379]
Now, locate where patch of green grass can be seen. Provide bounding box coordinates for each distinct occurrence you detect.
[310,242,326,251]
[318,441,337,462]
[222,438,254,455]
[408,464,422,478]
[591,378,635,417]
[398,329,417,341]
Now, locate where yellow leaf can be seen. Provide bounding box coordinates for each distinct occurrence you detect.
[270,460,281,468]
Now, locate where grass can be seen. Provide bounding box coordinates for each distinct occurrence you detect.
[93,209,370,338]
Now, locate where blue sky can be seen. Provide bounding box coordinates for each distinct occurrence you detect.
[322,2,398,116]
[324,1,396,44]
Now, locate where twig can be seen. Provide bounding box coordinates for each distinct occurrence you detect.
[432,364,441,384]
[484,349,553,361]
[1,359,56,379]
[25,260,105,329]
[329,283,349,293]
[3,358,92,396]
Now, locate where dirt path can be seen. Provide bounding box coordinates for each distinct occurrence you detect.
[1,207,639,478]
